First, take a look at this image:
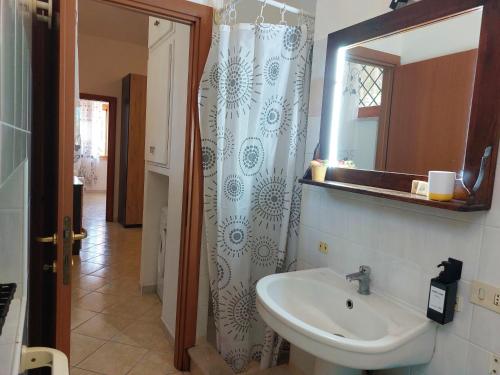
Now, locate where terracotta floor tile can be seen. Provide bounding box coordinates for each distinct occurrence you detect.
[71,308,97,330]
[88,266,123,281]
[79,261,105,275]
[85,255,114,266]
[70,333,106,366]
[73,313,133,340]
[77,342,147,375]
[78,251,99,261]
[71,368,102,374]
[111,321,172,351]
[75,275,109,292]
[127,350,178,375]
[96,276,141,297]
[74,291,124,313]
[137,303,162,323]
[102,294,160,319]
[72,287,91,300]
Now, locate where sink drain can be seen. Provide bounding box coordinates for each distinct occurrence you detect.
[346,299,354,309]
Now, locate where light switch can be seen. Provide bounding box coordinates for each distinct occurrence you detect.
[470,280,500,315]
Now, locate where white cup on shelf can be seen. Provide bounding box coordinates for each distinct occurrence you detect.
[428,171,456,201]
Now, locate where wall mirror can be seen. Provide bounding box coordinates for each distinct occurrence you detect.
[308,0,500,211]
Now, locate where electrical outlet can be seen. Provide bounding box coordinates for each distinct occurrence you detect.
[490,354,500,375]
[470,281,500,315]
[319,241,329,254]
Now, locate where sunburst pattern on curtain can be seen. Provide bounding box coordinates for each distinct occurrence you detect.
[199,21,313,373]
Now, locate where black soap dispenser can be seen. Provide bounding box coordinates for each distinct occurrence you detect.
[427,258,463,324]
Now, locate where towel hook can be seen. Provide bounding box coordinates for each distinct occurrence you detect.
[255,0,267,25]
[280,2,288,25]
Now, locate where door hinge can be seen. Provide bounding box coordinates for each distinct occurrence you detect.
[32,0,53,29]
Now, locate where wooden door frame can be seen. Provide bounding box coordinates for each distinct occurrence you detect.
[84,0,212,370]
[56,0,77,354]
[79,93,118,222]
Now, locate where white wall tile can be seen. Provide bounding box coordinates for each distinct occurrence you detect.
[0,210,23,284]
[291,0,500,373]
[477,226,500,285]
[485,156,500,228]
[413,330,469,375]
[405,214,481,282]
[466,343,492,374]
[0,125,15,185]
[441,281,473,340]
[470,306,500,354]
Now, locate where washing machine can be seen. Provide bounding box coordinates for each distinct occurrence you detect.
[157,206,168,301]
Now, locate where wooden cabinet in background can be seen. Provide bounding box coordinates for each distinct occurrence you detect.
[118,74,147,227]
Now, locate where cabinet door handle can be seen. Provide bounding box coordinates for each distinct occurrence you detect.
[154,20,160,26]
[150,146,156,154]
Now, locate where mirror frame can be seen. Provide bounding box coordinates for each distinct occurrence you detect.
[313,0,500,211]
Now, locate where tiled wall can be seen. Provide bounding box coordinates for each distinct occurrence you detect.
[0,0,31,279]
[0,0,32,372]
[295,1,500,374]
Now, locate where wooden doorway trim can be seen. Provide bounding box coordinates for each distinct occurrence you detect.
[79,93,118,222]
[97,0,212,370]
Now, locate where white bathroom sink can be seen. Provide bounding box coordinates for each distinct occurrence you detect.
[256,268,436,370]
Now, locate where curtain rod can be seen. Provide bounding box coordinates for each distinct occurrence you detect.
[227,0,315,18]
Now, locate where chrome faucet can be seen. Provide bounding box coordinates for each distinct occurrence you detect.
[346,265,371,295]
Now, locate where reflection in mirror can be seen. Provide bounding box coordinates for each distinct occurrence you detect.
[330,8,483,175]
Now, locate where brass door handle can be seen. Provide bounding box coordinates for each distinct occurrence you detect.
[36,234,57,245]
[72,228,88,242]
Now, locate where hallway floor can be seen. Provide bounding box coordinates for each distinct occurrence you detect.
[70,192,184,375]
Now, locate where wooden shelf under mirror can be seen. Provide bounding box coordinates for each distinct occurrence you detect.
[316,0,500,211]
[299,178,487,212]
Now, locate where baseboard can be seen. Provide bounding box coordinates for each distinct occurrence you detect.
[188,343,233,375]
[140,284,156,295]
[160,316,175,345]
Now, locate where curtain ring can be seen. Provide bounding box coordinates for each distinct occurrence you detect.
[297,9,304,26]
[228,3,237,25]
[280,2,288,25]
[219,1,228,24]
[255,0,267,25]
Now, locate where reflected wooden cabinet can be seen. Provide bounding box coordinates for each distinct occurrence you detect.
[118,74,147,227]
[145,18,175,168]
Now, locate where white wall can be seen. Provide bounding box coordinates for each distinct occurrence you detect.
[296,1,500,374]
[362,9,482,65]
[78,33,148,219]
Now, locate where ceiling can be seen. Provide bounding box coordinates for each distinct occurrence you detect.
[78,0,149,46]
[78,0,317,46]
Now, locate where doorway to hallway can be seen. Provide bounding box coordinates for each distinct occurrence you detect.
[76,94,117,222]
[70,191,175,374]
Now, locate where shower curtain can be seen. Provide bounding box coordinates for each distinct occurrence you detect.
[199,22,313,373]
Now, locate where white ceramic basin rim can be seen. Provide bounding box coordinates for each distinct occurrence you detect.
[256,268,436,369]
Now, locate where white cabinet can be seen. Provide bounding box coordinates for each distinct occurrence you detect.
[141,19,190,338]
[145,34,174,167]
[148,17,174,48]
